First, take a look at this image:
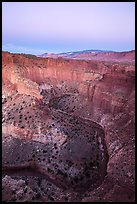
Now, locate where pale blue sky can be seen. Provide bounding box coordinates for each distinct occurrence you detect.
[2,2,135,55]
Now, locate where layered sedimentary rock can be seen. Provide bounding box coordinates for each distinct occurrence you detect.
[2,51,135,202]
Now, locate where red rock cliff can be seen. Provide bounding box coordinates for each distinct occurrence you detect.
[2,52,135,116]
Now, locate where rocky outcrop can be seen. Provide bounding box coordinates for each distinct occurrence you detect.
[2,51,135,202]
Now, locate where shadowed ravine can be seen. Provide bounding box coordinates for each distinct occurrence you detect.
[2,107,109,192]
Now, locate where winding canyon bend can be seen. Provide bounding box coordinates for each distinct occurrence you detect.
[2,51,135,202]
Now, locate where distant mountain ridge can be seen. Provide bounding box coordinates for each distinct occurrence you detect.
[37,49,135,62]
[37,49,113,58]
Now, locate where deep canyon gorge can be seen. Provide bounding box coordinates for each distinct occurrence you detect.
[2,51,135,202]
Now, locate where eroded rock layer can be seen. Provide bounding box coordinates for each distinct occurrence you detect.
[2,51,135,202]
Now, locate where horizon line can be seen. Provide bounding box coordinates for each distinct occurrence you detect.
[2,48,135,56]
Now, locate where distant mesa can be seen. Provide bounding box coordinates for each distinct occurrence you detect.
[37,49,135,62]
